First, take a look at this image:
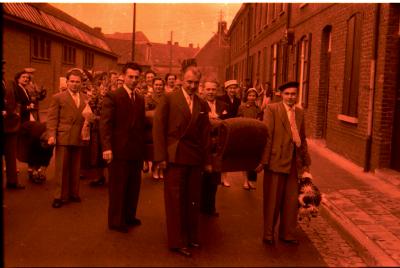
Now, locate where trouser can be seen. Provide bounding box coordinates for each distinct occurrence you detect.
[164,163,202,248]
[54,145,81,200]
[108,160,142,228]
[263,157,299,240]
[3,133,18,184]
[200,171,221,214]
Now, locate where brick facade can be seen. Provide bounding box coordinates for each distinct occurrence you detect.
[225,3,400,171]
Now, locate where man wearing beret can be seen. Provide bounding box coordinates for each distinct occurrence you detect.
[256,81,311,245]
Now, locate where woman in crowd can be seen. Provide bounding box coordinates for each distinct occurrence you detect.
[237,88,262,190]
[146,77,166,180]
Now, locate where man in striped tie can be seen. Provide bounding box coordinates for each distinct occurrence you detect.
[256,81,311,245]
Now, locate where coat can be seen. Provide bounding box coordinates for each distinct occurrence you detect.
[217,94,241,118]
[260,102,311,175]
[100,87,146,161]
[152,89,211,166]
[46,90,88,146]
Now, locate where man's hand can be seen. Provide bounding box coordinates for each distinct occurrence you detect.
[48,137,55,146]
[103,150,113,164]
[255,163,264,173]
[158,161,167,170]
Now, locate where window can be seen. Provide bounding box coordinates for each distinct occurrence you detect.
[264,3,269,27]
[83,51,94,68]
[31,35,51,60]
[296,34,312,108]
[271,43,279,91]
[270,3,276,21]
[342,13,362,118]
[63,45,76,65]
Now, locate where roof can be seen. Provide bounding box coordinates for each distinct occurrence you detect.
[104,32,150,43]
[106,37,200,67]
[3,3,115,56]
[227,3,247,35]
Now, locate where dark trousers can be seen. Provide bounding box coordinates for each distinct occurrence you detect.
[108,159,142,229]
[200,171,221,214]
[164,163,202,248]
[54,145,81,200]
[263,156,299,240]
[246,170,257,181]
[3,133,18,184]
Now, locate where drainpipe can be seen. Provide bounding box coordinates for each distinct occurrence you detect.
[246,4,251,82]
[364,3,380,172]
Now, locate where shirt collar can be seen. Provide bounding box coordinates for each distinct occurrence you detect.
[123,84,133,96]
[283,102,295,112]
[68,89,79,97]
[182,88,193,100]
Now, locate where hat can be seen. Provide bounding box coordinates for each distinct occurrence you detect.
[246,87,258,96]
[24,67,36,73]
[278,81,299,92]
[224,79,238,88]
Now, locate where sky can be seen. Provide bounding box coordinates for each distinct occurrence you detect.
[51,3,242,48]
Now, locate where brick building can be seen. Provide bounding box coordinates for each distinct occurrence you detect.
[195,21,229,86]
[225,3,400,172]
[2,3,118,107]
[105,32,200,78]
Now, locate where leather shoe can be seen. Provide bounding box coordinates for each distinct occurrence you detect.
[52,199,64,208]
[69,196,81,202]
[188,242,200,248]
[172,247,191,257]
[90,176,105,187]
[109,226,129,233]
[280,238,299,244]
[263,238,275,245]
[6,182,25,190]
[127,218,141,226]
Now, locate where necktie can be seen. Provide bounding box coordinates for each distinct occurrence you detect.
[187,95,193,113]
[73,93,80,107]
[289,107,301,147]
[130,92,135,104]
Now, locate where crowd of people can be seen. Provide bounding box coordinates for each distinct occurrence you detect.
[2,60,311,257]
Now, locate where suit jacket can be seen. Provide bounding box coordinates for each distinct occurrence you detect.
[3,80,21,133]
[100,87,145,161]
[46,90,88,146]
[217,94,241,118]
[153,89,211,166]
[260,102,311,175]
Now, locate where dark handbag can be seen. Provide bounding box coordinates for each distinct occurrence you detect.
[3,112,21,133]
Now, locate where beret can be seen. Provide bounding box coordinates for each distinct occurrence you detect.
[224,80,238,88]
[278,81,299,92]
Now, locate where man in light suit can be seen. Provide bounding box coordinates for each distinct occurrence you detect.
[47,69,88,208]
[153,66,211,257]
[100,62,145,233]
[256,81,311,245]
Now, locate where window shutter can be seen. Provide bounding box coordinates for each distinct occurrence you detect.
[303,33,312,108]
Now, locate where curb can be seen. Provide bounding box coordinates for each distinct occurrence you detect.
[320,198,399,267]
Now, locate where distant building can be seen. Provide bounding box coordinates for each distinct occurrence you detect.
[226,3,400,172]
[195,21,229,88]
[105,32,200,77]
[2,3,118,107]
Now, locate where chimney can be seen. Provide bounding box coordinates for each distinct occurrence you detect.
[93,27,102,34]
[188,43,193,48]
[167,41,172,45]
[174,42,179,46]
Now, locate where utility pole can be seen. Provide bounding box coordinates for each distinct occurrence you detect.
[169,31,173,73]
[131,3,136,61]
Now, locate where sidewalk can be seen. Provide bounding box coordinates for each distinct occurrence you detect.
[308,139,400,267]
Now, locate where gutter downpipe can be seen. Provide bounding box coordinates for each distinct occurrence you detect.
[246,4,251,82]
[364,3,380,172]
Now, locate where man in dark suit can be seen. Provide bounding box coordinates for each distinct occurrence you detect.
[100,62,145,233]
[256,81,311,245]
[200,79,229,216]
[47,69,88,208]
[2,63,24,189]
[153,66,211,257]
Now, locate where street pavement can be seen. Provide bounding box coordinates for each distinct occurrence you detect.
[3,153,364,267]
[308,140,400,267]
